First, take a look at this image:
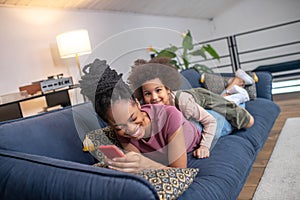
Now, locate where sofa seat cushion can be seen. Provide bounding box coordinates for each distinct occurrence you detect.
[0,149,158,200]
[235,98,281,152]
[180,135,256,200]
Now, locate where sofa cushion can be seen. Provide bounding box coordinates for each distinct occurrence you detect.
[0,103,103,164]
[0,149,158,200]
[235,98,281,152]
[179,135,256,200]
[180,69,202,89]
[85,126,123,165]
[137,168,198,200]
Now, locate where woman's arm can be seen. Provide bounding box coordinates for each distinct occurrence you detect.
[167,126,187,168]
[106,141,169,173]
[106,126,187,173]
[121,142,140,153]
[106,151,169,173]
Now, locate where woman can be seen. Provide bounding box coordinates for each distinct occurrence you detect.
[79,59,203,173]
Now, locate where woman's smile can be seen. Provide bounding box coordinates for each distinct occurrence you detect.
[107,99,151,140]
[127,124,144,139]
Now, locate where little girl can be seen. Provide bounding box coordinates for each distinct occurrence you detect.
[128,58,254,151]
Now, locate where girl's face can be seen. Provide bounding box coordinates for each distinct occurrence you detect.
[106,99,150,140]
[142,78,171,105]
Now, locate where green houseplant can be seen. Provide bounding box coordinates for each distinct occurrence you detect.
[148,30,220,72]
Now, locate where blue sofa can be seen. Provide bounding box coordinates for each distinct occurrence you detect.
[0,69,280,200]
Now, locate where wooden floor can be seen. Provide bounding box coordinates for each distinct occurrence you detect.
[238,92,300,200]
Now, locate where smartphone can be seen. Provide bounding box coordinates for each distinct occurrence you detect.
[98,145,125,159]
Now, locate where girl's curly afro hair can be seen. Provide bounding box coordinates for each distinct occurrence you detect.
[127,57,182,101]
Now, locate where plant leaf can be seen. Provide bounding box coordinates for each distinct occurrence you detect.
[192,64,214,73]
[156,49,177,58]
[182,57,190,70]
[165,45,178,53]
[189,47,207,59]
[203,45,220,60]
[182,30,193,50]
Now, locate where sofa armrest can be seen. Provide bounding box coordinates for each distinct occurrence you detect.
[254,71,273,100]
[0,150,159,200]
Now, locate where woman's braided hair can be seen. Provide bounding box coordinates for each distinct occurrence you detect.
[79,59,133,122]
[127,57,182,101]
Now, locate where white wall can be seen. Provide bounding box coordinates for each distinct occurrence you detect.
[212,0,300,36]
[1,0,299,109]
[0,6,211,96]
[211,0,300,71]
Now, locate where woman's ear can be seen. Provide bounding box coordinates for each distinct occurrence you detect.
[135,98,142,109]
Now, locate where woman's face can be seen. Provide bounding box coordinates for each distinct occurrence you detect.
[106,99,150,140]
[142,78,171,105]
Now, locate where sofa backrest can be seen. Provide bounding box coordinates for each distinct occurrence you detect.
[0,102,105,164]
[180,69,202,89]
[180,69,273,100]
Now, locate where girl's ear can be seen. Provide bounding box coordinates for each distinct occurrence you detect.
[135,98,142,109]
[166,87,171,94]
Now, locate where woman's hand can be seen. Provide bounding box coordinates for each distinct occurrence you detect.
[106,151,166,173]
[193,145,210,159]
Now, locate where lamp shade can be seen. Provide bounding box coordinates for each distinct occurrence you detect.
[56,29,91,58]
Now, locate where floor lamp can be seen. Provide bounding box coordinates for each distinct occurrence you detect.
[56,29,92,78]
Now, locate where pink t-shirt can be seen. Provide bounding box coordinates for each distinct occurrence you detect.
[117,104,201,165]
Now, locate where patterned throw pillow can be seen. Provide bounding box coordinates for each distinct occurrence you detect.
[85,126,123,166]
[201,72,257,100]
[137,168,199,200]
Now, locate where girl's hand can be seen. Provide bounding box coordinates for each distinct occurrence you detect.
[106,151,166,173]
[193,146,210,159]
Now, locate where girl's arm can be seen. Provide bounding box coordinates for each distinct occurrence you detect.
[177,92,217,150]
